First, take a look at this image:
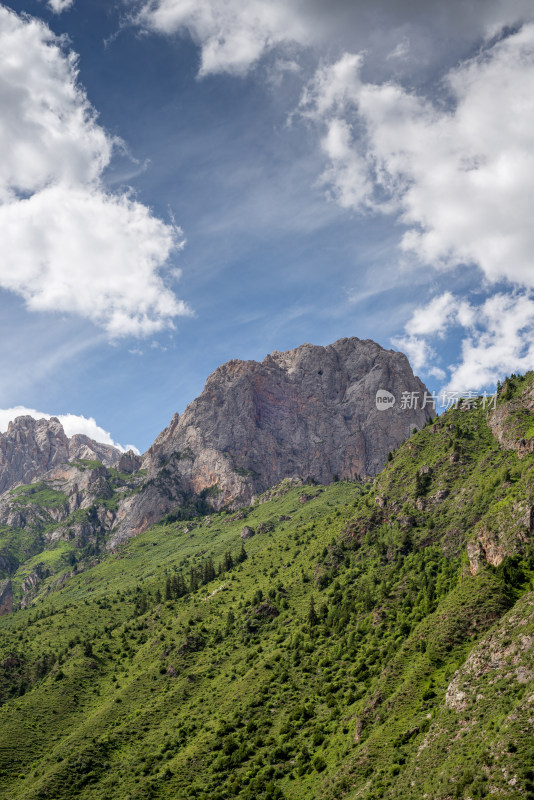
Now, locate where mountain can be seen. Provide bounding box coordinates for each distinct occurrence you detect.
[0,418,139,609]
[0,415,123,494]
[0,373,532,800]
[0,337,429,608]
[113,337,432,543]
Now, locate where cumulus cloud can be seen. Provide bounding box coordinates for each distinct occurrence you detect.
[392,333,437,375]
[300,23,534,390]
[0,406,139,453]
[404,292,474,339]
[0,186,187,337]
[395,291,534,391]
[298,24,534,385]
[0,6,189,337]
[300,26,534,288]
[133,0,310,75]
[447,294,534,390]
[132,0,534,75]
[48,0,74,13]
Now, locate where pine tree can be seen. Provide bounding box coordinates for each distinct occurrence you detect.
[137,593,148,615]
[189,567,199,593]
[203,558,215,583]
[308,596,318,627]
[223,550,234,572]
[225,610,235,636]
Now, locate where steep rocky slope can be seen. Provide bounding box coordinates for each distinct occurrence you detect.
[0,454,146,609]
[0,416,123,494]
[112,338,431,543]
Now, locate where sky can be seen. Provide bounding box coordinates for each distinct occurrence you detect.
[1,0,534,452]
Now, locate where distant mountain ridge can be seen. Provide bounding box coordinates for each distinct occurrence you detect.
[0,416,123,495]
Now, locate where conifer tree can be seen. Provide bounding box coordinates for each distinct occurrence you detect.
[190,567,199,592]
[223,550,234,572]
[308,596,318,627]
[225,610,235,636]
[165,577,172,601]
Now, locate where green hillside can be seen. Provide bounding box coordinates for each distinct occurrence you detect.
[0,385,533,800]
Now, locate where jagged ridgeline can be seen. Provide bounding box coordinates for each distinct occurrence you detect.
[0,338,431,609]
[0,372,532,800]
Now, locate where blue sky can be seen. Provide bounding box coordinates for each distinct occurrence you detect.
[1,0,534,452]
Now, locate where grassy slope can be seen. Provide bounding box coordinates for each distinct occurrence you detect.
[0,401,532,800]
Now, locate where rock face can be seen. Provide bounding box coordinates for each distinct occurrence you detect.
[111,337,431,543]
[0,416,122,494]
[467,527,507,575]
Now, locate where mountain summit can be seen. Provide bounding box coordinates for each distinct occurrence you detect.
[114,337,431,541]
[0,416,122,495]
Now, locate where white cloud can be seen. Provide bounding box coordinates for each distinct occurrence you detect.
[386,38,411,61]
[395,290,534,391]
[392,334,437,374]
[320,117,375,210]
[300,25,534,289]
[294,17,534,393]
[266,57,301,87]
[0,185,187,337]
[0,6,189,337]
[134,0,311,76]
[448,293,534,390]
[405,292,469,339]
[0,8,110,202]
[0,406,139,453]
[132,1,534,76]
[427,365,446,381]
[48,0,74,13]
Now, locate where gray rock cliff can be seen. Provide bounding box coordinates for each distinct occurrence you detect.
[0,416,122,494]
[111,337,432,543]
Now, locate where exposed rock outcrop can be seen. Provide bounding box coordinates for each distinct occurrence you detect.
[0,338,432,557]
[488,380,534,458]
[111,338,431,543]
[467,527,507,575]
[445,592,534,712]
[0,416,122,495]
[0,460,120,539]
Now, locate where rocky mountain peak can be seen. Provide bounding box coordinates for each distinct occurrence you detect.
[0,415,122,495]
[146,336,430,481]
[112,337,432,543]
